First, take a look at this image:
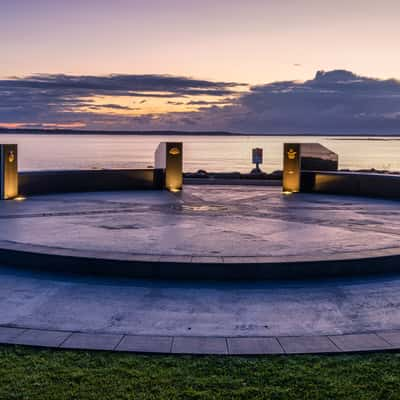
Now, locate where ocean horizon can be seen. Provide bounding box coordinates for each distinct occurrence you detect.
[1,132,399,173]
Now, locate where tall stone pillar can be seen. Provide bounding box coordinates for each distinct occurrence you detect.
[155,142,183,191]
[283,143,301,193]
[0,144,18,199]
[283,143,338,193]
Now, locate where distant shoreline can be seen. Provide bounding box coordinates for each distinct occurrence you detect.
[0,128,400,138]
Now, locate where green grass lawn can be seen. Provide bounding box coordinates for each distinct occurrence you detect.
[1,345,400,399]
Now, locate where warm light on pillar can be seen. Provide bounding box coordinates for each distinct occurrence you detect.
[283,143,339,194]
[282,143,301,193]
[0,144,18,200]
[155,142,183,191]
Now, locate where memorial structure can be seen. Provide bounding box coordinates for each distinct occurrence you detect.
[0,144,18,200]
[155,142,183,191]
[0,142,183,199]
[283,143,338,193]
[282,142,400,199]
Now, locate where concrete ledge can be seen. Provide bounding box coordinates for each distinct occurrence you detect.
[302,171,400,199]
[1,239,400,280]
[1,326,400,355]
[19,169,162,195]
[184,178,282,186]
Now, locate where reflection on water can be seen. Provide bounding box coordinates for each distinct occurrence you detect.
[0,133,399,173]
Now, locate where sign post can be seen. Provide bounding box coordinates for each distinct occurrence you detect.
[252,148,263,173]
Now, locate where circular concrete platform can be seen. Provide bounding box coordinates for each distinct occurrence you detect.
[0,185,400,279]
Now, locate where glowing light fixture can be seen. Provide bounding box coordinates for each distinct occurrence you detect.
[14,196,26,201]
[169,147,181,156]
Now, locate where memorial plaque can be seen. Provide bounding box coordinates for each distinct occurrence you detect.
[0,144,18,199]
[155,142,183,191]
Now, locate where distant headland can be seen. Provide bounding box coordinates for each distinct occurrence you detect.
[0,128,240,136]
[0,127,400,137]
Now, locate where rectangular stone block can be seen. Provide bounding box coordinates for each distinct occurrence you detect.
[160,255,192,263]
[329,333,393,352]
[279,336,339,354]
[172,336,228,355]
[116,335,172,353]
[12,329,71,347]
[378,331,400,347]
[227,337,284,355]
[191,256,223,264]
[61,332,123,350]
[0,326,25,343]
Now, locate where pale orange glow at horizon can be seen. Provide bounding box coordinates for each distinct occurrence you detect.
[73,94,240,117]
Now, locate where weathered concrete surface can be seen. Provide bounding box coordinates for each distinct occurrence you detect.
[2,265,400,337]
[1,185,400,345]
[0,186,399,259]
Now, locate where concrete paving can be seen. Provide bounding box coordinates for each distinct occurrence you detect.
[117,335,173,353]
[3,325,400,355]
[0,185,400,353]
[0,186,399,260]
[2,265,400,338]
[12,329,71,347]
[2,267,400,353]
[227,337,284,355]
[61,333,123,350]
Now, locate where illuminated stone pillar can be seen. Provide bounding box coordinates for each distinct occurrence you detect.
[155,142,183,191]
[283,143,301,193]
[0,144,18,199]
[283,143,338,193]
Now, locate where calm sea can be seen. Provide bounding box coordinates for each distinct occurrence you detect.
[0,133,399,173]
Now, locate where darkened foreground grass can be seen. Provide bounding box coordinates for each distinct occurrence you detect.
[1,346,400,399]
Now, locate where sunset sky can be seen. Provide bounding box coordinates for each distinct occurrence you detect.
[1,0,400,133]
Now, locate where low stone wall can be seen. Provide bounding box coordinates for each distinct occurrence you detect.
[19,169,163,195]
[302,171,400,199]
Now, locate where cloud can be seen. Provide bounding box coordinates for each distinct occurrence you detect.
[167,101,185,106]
[187,99,233,106]
[0,73,245,128]
[0,74,243,97]
[1,70,400,133]
[89,104,140,111]
[226,70,400,133]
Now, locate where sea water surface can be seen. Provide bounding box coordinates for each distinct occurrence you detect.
[0,133,399,173]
